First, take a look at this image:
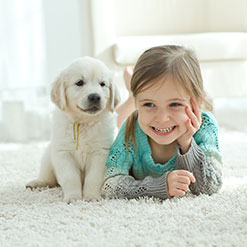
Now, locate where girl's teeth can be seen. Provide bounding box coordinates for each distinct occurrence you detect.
[154,126,173,133]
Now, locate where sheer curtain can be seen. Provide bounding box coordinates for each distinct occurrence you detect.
[0,0,51,142]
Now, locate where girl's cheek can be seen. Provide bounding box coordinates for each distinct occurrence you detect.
[176,108,190,122]
[181,114,189,123]
[138,111,149,124]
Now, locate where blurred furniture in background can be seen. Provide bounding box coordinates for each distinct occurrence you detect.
[91,0,247,130]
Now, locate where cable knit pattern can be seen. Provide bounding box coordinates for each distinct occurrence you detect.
[102,111,222,199]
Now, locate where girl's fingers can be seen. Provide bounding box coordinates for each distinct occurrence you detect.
[185,118,193,130]
[184,119,195,137]
[177,170,196,183]
[168,170,196,197]
[190,98,202,125]
[175,189,186,197]
[185,106,201,130]
[176,183,189,192]
[177,176,191,185]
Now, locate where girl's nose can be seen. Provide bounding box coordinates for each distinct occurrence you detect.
[155,108,170,123]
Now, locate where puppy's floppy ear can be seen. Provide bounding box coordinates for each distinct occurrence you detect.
[50,73,67,111]
[109,78,121,112]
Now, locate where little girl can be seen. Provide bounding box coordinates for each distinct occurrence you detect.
[102,45,222,200]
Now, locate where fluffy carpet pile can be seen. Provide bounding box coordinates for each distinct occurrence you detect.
[0,128,247,247]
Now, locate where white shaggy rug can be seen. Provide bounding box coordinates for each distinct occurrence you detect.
[0,128,247,247]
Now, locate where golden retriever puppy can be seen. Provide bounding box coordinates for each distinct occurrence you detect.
[26,57,120,203]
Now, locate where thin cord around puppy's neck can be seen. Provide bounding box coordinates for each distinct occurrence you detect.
[73,122,81,150]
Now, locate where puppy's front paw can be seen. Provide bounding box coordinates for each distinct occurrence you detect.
[83,194,102,202]
[26,180,49,190]
[63,194,83,204]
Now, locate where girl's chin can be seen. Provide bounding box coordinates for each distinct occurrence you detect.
[151,137,176,146]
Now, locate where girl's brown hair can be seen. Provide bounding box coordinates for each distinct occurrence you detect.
[125,45,212,151]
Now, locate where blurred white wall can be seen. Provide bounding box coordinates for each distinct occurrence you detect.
[42,0,93,83]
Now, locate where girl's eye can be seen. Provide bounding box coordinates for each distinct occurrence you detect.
[144,103,155,107]
[169,103,182,107]
[75,80,84,86]
[99,82,106,87]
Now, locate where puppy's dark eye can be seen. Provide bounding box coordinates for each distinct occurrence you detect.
[100,82,106,87]
[75,80,84,86]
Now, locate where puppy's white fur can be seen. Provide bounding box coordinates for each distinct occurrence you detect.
[26,57,120,203]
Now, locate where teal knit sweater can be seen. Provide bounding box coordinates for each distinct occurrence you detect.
[102,111,223,199]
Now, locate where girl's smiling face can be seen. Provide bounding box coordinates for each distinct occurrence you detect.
[136,75,191,147]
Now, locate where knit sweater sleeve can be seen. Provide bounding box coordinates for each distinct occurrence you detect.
[101,122,170,200]
[175,112,223,195]
[101,173,170,199]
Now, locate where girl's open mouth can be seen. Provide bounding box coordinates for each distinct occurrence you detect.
[151,125,176,136]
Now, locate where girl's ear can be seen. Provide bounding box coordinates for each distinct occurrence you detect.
[50,73,67,111]
[109,77,121,112]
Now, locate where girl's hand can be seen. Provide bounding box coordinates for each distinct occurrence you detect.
[167,170,196,197]
[177,98,202,154]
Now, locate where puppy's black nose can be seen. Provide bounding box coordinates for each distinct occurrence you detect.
[88,93,101,104]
